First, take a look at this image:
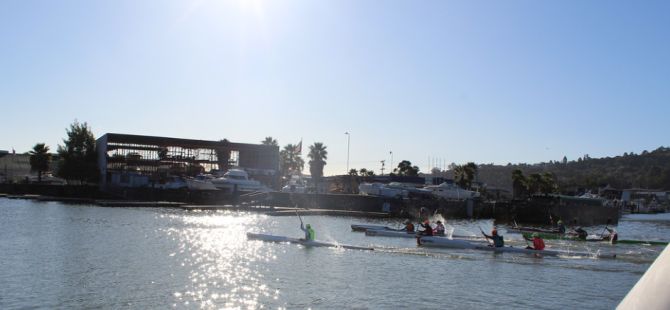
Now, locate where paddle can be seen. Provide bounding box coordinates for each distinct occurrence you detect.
[599,219,612,240]
[479,226,493,246]
[295,209,304,227]
[522,233,532,248]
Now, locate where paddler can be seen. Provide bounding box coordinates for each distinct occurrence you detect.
[524,232,545,250]
[557,220,566,234]
[402,220,415,232]
[482,228,504,247]
[300,223,315,241]
[418,220,433,236]
[434,220,446,236]
[604,227,618,244]
[573,227,588,240]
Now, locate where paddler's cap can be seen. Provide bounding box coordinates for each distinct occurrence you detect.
[532,233,539,238]
[306,224,311,228]
[436,220,442,224]
[558,220,564,224]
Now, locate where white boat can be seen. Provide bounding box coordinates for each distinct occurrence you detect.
[157,176,187,189]
[211,169,270,192]
[281,175,308,193]
[386,182,433,198]
[618,244,670,309]
[417,236,616,259]
[358,182,407,198]
[246,233,374,251]
[425,182,480,200]
[185,174,219,191]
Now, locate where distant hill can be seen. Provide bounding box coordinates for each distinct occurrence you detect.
[470,147,670,193]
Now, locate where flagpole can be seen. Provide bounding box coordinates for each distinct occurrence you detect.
[345,132,350,174]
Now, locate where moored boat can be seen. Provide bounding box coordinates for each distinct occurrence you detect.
[246,233,374,251]
[417,236,616,259]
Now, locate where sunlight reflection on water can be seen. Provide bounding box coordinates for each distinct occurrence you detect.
[164,212,279,308]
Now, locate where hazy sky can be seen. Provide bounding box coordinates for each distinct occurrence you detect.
[1,1,668,176]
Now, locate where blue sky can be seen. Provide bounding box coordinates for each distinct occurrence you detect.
[1,0,668,176]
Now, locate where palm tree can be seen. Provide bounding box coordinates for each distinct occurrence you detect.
[527,173,544,195]
[453,162,477,189]
[279,144,304,177]
[464,162,478,184]
[511,169,527,199]
[29,143,51,183]
[261,137,278,146]
[308,142,328,180]
[540,172,557,194]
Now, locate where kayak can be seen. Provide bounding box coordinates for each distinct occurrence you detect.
[365,229,479,240]
[351,224,400,232]
[246,233,374,251]
[521,232,669,246]
[417,236,616,259]
[506,226,562,234]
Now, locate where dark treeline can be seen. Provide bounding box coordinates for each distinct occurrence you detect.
[475,147,670,193]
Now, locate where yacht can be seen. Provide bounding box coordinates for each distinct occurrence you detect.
[385,182,433,198]
[185,174,219,191]
[281,175,308,193]
[358,182,407,198]
[425,182,480,200]
[211,169,270,192]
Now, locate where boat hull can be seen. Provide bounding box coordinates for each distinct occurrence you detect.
[520,232,668,246]
[365,229,478,240]
[246,233,374,251]
[417,236,615,259]
[351,224,398,232]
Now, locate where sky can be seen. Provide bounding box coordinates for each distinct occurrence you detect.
[1,0,668,176]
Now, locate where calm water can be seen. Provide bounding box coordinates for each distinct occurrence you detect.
[1,198,668,309]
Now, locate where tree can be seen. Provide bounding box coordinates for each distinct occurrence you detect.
[56,121,99,184]
[527,173,544,195]
[511,169,527,199]
[29,143,51,183]
[454,162,477,189]
[279,144,304,177]
[359,168,375,176]
[394,160,419,177]
[308,142,328,180]
[540,172,557,194]
[261,137,278,146]
[348,169,358,176]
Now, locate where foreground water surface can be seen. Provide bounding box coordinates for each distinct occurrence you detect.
[1,198,668,309]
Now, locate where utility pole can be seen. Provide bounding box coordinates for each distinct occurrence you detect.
[380,160,385,175]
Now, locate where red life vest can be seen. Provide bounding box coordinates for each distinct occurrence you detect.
[533,238,545,250]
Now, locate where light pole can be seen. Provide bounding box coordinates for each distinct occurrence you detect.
[344,132,350,174]
[389,151,393,173]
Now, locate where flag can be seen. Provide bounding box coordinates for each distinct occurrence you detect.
[295,140,302,154]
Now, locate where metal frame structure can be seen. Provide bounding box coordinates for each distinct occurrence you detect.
[97,133,279,188]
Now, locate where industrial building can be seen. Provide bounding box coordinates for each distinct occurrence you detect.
[96,133,280,189]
